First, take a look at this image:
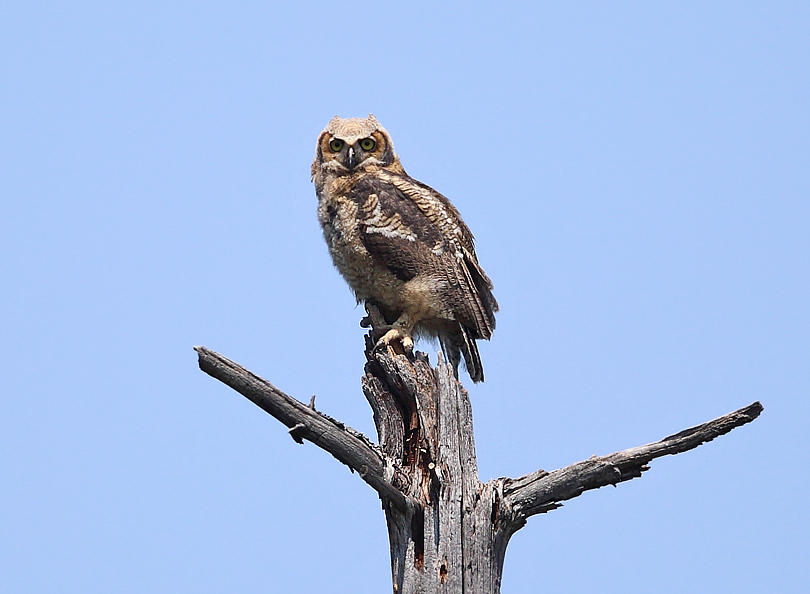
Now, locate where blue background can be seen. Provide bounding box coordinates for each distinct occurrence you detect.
[3,3,808,592]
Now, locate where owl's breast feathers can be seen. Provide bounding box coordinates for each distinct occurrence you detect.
[318,170,497,341]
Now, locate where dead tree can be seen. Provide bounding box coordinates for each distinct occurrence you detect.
[195,314,762,593]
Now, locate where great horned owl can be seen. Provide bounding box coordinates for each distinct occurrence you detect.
[312,114,498,382]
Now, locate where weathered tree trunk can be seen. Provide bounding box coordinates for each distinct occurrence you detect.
[194,323,762,593]
[363,347,513,592]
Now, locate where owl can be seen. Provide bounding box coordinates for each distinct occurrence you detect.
[312,115,498,382]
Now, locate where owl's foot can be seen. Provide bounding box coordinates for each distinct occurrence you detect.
[374,326,414,353]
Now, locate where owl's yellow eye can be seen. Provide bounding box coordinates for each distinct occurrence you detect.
[329,139,344,152]
[359,137,376,151]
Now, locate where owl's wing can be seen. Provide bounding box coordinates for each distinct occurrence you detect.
[379,172,499,327]
[350,176,497,340]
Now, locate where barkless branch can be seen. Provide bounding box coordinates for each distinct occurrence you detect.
[501,401,763,523]
[195,343,762,593]
[194,346,413,511]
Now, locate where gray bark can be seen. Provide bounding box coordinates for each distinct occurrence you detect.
[195,337,762,593]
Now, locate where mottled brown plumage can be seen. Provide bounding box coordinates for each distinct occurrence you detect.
[312,115,497,382]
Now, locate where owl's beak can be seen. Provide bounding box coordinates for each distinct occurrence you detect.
[346,146,357,170]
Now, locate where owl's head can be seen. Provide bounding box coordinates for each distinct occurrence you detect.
[312,114,401,179]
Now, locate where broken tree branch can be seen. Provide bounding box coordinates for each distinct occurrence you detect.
[502,401,763,522]
[194,346,413,511]
[195,341,762,593]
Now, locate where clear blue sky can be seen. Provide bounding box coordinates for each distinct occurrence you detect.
[2,3,808,593]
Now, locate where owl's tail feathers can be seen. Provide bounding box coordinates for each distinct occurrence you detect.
[461,327,485,383]
[441,325,484,383]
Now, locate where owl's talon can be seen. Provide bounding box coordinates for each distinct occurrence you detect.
[402,335,414,352]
